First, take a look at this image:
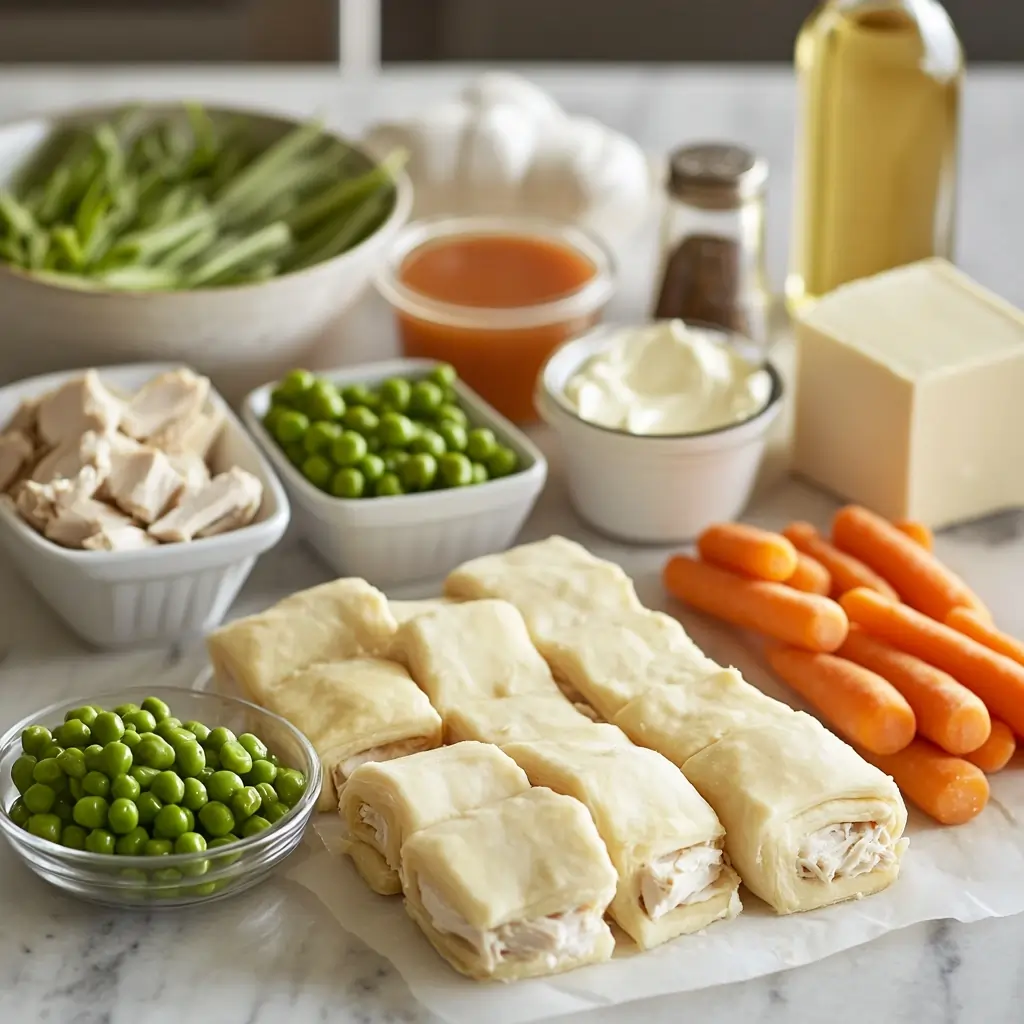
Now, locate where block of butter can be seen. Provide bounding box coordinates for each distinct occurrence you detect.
[793,258,1024,528]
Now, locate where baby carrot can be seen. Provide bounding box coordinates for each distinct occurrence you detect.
[663,555,849,652]
[838,626,991,755]
[696,523,798,582]
[946,606,1024,669]
[786,552,832,596]
[963,720,1016,774]
[894,520,934,551]
[840,588,1024,737]
[782,521,899,601]
[832,505,988,621]
[861,739,990,825]
[766,645,916,755]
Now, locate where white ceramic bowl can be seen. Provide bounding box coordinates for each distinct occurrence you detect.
[0,104,413,400]
[0,363,290,648]
[536,325,785,543]
[244,358,547,589]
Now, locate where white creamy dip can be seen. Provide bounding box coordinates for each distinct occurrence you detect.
[562,320,773,435]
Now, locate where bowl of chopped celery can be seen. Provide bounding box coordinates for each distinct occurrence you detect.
[0,102,412,391]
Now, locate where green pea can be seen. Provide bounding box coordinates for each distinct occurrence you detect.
[83,772,111,799]
[247,760,278,787]
[8,798,31,828]
[230,786,262,822]
[53,749,84,782]
[73,796,108,830]
[356,453,386,486]
[301,454,333,489]
[264,801,290,824]
[198,801,236,838]
[153,717,183,739]
[102,741,134,778]
[53,719,92,748]
[343,405,380,435]
[108,798,140,835]
[182,777,208,812]
[254,782,278,808]
[27,813,62,843]
[130,765,160,790]
[68,778,84,801]
[275,769,308,808]
[377,411,416,448]
[113,703,139,717]
[40,744,63,761]
[12,754,38,794]
[409,380,444,417]
[115,826,149,856]
[182,807,195,832]
[111,774,141,801]
[241,815,271,837]
[207,770,245,803]
[428,363,458,388]
[123,709,157,733]
[410,428,447,459]
[208,836,243,867]
[32,756,65,789]
[151,771,185,805]
[134,734,175,770]
[66,706,99,727]
[23,783,56,815]
[379,378,411,412]
[436,402,468,428]
[197,767,215,785]
[84,828,116,855]
[141,696,171,722]
[144,838,173,856]
[202,746,221,771]
[437,421,468,454]
[121,729,141,750]
[329,467,365,499]
[183,721,211,743]
[219,742,253,775]
[438,452,473,488]
[173,741,206,779]
[487,445,519,478]
[21,725,52,758]
[466,427,498,462]
[279,369,316,398]
[135,792,162,826]
[231,733,265,762]
[273,409,310,445]
[162,727,196,749]
[372,472,402,496]
[380,448,409,473]
[91,711,125,746]
[83,744,105,773]
[471,462,489,485]
[206,727,236,751]
[341,383,375,407]
[175,831,207,856]
[401,453,437,492]
[303,420,343,455]
[330,430,369,467]
[154,804,190,839]
[61,824,88,849]
[303,380,345,421]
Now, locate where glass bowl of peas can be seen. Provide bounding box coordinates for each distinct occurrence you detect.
[0,687,321,908]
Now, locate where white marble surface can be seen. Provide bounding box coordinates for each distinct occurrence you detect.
[1,64,1023,1024]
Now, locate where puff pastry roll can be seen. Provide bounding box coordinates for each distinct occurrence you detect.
[388,598,459,624]
[394,599,562,715]
[339,742,530,894]
[682,712,908,915]
[401,788,618,981]
[266,658,442,812]
[207,578,397,700]
[445,695,619,745]
[502,738,741,949]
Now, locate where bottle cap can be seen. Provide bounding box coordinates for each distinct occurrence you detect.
[666,143,768,210]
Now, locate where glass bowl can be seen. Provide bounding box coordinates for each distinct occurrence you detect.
[0,686,321,909]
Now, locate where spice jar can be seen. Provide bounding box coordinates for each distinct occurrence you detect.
[653,143,770,347]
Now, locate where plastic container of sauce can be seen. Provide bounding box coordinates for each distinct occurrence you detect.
[375,216,615,422]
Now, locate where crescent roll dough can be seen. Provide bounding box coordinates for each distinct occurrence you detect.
[501,738,741,949]
[445,695,621,745]
[340,742,530,894]
[401,788,618,981]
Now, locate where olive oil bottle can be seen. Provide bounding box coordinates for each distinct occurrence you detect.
[787,0,962,312]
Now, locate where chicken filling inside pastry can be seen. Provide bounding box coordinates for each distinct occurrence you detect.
[796,821,897,884]
[639,842,725,920]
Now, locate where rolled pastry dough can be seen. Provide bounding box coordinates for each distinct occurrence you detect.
[207,578,397,700]
[388,598,459,624]
[340,742,529,887]
[501,738,741,949]
[401,788,617,981]
[266,658,442,812]
[682,712,908,914]
[343,836,402,896]
[394,599,562,714]
[445,695,619,745]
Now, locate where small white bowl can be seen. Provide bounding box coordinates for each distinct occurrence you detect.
[0,363,290,648]
[536,325,784,543]
[243,359,547,589]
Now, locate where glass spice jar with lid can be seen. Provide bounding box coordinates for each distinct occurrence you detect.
[653,143,770,348]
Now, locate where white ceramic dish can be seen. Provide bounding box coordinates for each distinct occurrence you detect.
[536,325,785,543]
[0,104,413,399]
[243,358,547,588]
[0,363,289,648]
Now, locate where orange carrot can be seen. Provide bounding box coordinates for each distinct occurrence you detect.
[894,519,934,551]
[786,552,832,596]
[838,626,990,755]
[832,505,988,621]
[663,555,849,652]
[783,521,899,601]
[696,523,798,582]
[963,720,1016,773]
[765,645,915,755]
[946,606,1024,669]
[862,739,990,825]
[840,588,1024,737]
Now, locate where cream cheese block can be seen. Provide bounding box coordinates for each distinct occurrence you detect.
[793,258,1024,527]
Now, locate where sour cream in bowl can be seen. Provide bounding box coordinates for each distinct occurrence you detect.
[537,320,783,543]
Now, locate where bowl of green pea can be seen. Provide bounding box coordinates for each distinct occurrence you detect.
[0,687,320,908]
[243,358,548,588]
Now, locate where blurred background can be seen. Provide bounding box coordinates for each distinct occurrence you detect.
[0,0,1017,64]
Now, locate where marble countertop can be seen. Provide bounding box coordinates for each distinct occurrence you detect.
[1,64,1023,1024]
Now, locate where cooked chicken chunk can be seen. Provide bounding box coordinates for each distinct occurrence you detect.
[166,449,211,494]
[5,397,40,437]
[82,525,159,552]
[31,431,112,487]
[148,407,224,459]
[104,446,185,524]
[36,370,123,446]
[45,497,135,549]
[121,369,210,442]
[149,468,262,543]
[0,431,34,492]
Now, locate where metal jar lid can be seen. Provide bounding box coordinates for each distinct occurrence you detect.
[666,143,769,210]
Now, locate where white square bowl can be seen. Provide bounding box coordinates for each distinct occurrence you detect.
[243,358,547,589]
[0,363,290,649]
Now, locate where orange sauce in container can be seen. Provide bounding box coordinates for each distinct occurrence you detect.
[376,217,615,422]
